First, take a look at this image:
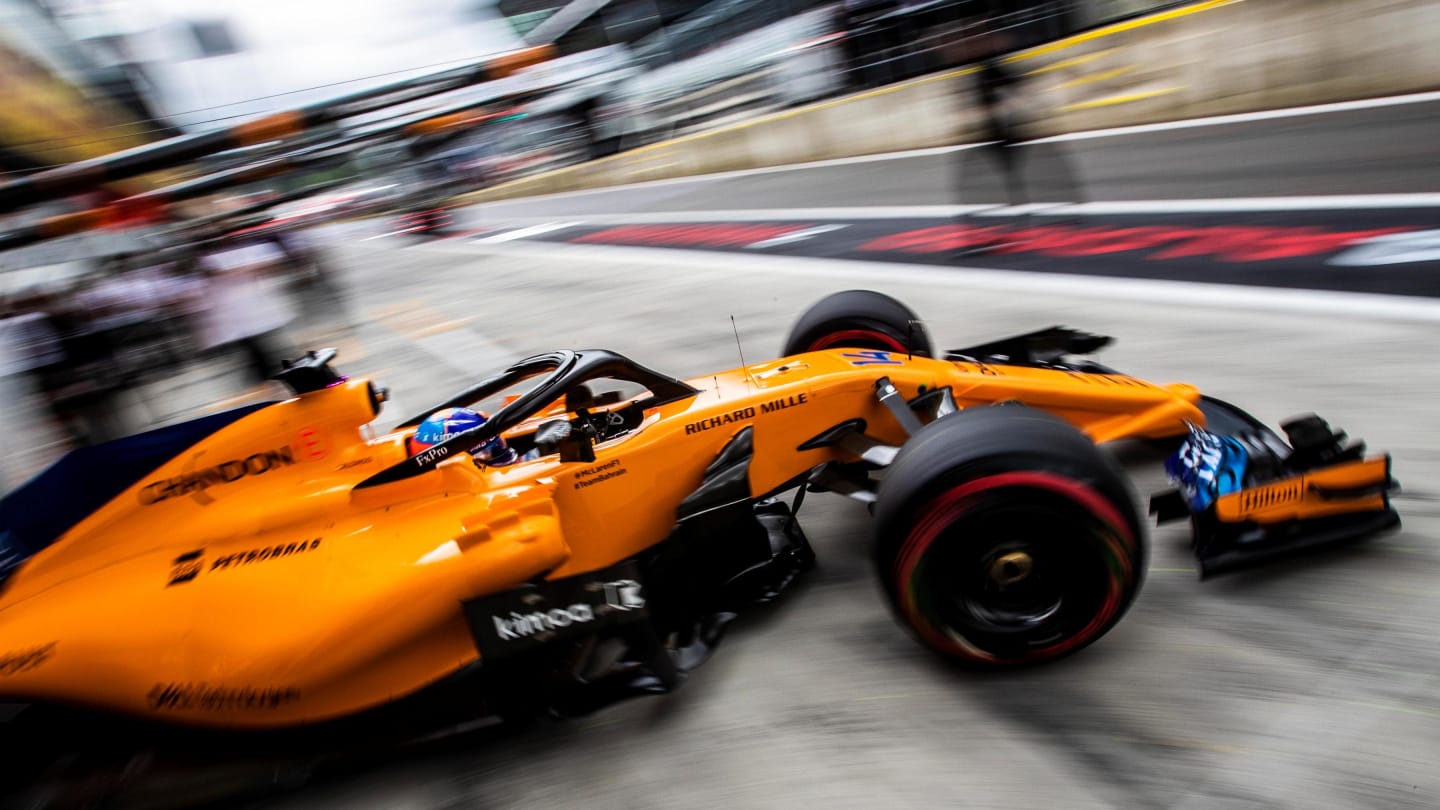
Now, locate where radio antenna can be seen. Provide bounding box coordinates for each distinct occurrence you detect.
[731,315,755,391]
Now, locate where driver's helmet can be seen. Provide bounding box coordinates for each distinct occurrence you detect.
[411,407,518,466]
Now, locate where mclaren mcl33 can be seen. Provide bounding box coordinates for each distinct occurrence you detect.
[0,291,1399,737]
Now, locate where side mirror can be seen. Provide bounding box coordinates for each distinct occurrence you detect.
[275,348,342,393]
[536,419,595,463]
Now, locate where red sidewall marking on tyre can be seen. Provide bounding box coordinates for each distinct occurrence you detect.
[808,329,907,353]
[895,471,1135,665]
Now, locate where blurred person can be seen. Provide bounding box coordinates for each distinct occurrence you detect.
[81,251,205,380]
[0,292,64,379]
[575,97,606,160]
[269,223,355,344]
[271,226,327,283]
[157,242,219,355]
[273,226,345,303]
[395,152,464,239]
[953,51,1085,259]
[192,235,298,386]
[0,293,56,487]
[974,56,1028,205]
[11,287,131,446]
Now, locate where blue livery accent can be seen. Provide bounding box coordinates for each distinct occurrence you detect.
[841,350,903,366]
[1166,425,1250,513]
[413,407,517,466]
[0,402,273,585]
[414,407,488,448]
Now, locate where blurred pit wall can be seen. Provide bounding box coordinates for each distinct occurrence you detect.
[463,0,1440,201]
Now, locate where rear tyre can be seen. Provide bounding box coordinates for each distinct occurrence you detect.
[873,405,1145,667]
[782,290,933,357]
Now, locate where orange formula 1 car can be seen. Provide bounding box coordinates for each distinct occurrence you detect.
[0,291,1399,735]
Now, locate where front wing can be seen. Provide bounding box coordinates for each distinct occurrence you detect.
[1150,399,1399,577]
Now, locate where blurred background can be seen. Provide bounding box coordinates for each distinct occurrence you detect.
[0,0,1210,485]
[1,0,1439,806]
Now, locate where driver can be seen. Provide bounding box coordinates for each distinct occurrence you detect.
[410,406,518,467]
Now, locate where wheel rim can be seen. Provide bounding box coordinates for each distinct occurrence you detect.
[964,543,1064,630]
[806,328,907,353]
[894,472,1136,665]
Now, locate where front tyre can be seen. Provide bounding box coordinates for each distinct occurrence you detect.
[874,406,1145,667]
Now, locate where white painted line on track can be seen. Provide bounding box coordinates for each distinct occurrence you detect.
[972,203,1062,216]
[461,194,1440,227]
[1063,195,1440,213]
[745,224,849,249]
[417,238,1440,324]
[473,207,977,223]
[473,222,577,243]
[1329,230,1440,266]
[468,91,1440,210]
[1029,90,1440,144]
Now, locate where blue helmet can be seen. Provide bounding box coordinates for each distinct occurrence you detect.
[411,407,517,466]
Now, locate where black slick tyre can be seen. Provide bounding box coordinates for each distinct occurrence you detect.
[873,405,1145,668]
[782,290,933,357]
